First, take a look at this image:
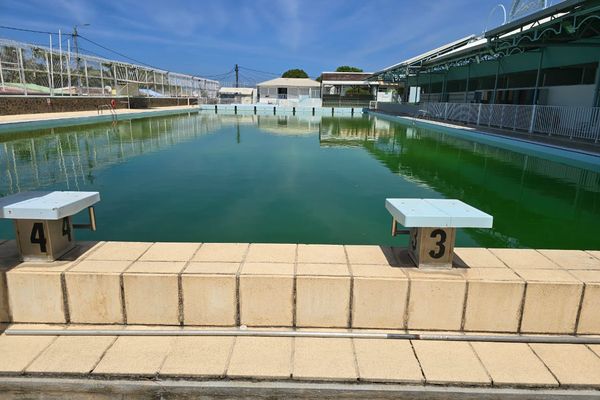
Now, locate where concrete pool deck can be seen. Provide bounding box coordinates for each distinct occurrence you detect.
[0,105,200,133]
[0,240,600,396]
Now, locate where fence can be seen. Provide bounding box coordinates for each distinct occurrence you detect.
[322,94,373,108]
[417,102,600,142]
[0,38,219,99]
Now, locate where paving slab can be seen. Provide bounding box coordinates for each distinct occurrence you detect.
[453,247,507,268]
[297,244,347,264]
[353,339,423,383]
[471,342,558,387]
[6,270,66,323]
[589,345,600,358]
[26,336,115,374]
[139,242,200,262]
[530,344,600,387]
[240,262,294,275]
[352,276,408,329]
[245,244,296,263]
[538,250,600,270]
[296,263,349,276]
[184,262,240,274]
[517,269,583,334]
[293,337,357,381]
[296,273,351,328]
[0,335,56,373]
[411,340,491,385]
[351,264,407,278]
[86,242,152,261]
[345,245,396,265]
[65,269,125,324]
[406,272,466,331]
[68,260,131,274]
[239,272,294,326]
[182,274,237,326]
[160,336,234,377]
[578,282,600,334]
[92,336,175,376]
[125,261,186,274]
[463,268,525,332]
[123,273,180,325]
[489,249,560,270]
[227,337,292,379]
[192,243,248,262]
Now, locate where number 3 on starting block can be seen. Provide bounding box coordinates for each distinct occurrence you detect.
[409,227,456,268]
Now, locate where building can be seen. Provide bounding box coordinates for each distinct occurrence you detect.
[370,0,600,108]
[320,72,398,107]
[218,87,257,104]
[257,78,321,106]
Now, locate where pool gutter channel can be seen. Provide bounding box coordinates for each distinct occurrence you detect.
[6,328,600,345]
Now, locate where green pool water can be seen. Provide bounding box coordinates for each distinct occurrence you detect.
[0,112,599,249]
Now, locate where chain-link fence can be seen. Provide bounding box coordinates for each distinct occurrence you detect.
[0,38,219,99]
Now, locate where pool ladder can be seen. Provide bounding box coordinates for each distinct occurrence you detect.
[97,104,118,122]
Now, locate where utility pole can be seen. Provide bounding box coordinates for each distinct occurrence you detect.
[73,26,81,91]
[72,24,90,93]
[235,64,239,88]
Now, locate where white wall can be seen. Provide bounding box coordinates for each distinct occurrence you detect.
[541,84,595,107]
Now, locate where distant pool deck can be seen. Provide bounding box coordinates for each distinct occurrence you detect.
[0,105,200,133]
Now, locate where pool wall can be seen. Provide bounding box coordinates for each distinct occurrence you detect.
[368,111,600,172]
[1,240,598,335]
[200,104,364,116]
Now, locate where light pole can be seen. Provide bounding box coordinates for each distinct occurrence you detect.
[72,24,90,93]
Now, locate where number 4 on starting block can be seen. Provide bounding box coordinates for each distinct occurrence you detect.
[386,199,493,269]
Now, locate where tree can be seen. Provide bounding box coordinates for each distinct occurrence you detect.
[335,66,363,72]
[282,69,308,78]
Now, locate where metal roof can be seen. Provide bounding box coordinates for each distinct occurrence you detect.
[484,0,586,38]
[372,35,476,76]
[257,78,321,88]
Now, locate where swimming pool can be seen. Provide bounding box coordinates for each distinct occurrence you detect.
[0,111,598,249]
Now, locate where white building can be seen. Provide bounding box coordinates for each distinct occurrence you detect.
[257,78,321,106]
[320,72,398,106]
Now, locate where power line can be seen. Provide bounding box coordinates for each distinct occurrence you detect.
[239,66,280,76]
[78,34,158,69]
[0,25,72,36]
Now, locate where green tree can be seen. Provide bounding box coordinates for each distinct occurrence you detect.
[282,69,309,78]
[335,66,363,72]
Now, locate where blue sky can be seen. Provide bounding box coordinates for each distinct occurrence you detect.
[1,0,508,83]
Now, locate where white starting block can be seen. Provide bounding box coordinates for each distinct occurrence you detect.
[0,191,100,261]
[386,198,493,269]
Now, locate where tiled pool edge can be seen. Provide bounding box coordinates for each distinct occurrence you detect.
[368,110,600,172]
[0,106,200,134]
[1,241,599,335]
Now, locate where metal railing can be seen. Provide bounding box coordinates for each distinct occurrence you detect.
[0,38,219,99]
[417,102,600,142]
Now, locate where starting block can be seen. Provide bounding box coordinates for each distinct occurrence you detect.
[0,191,100,261]
[386,198,493,269]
